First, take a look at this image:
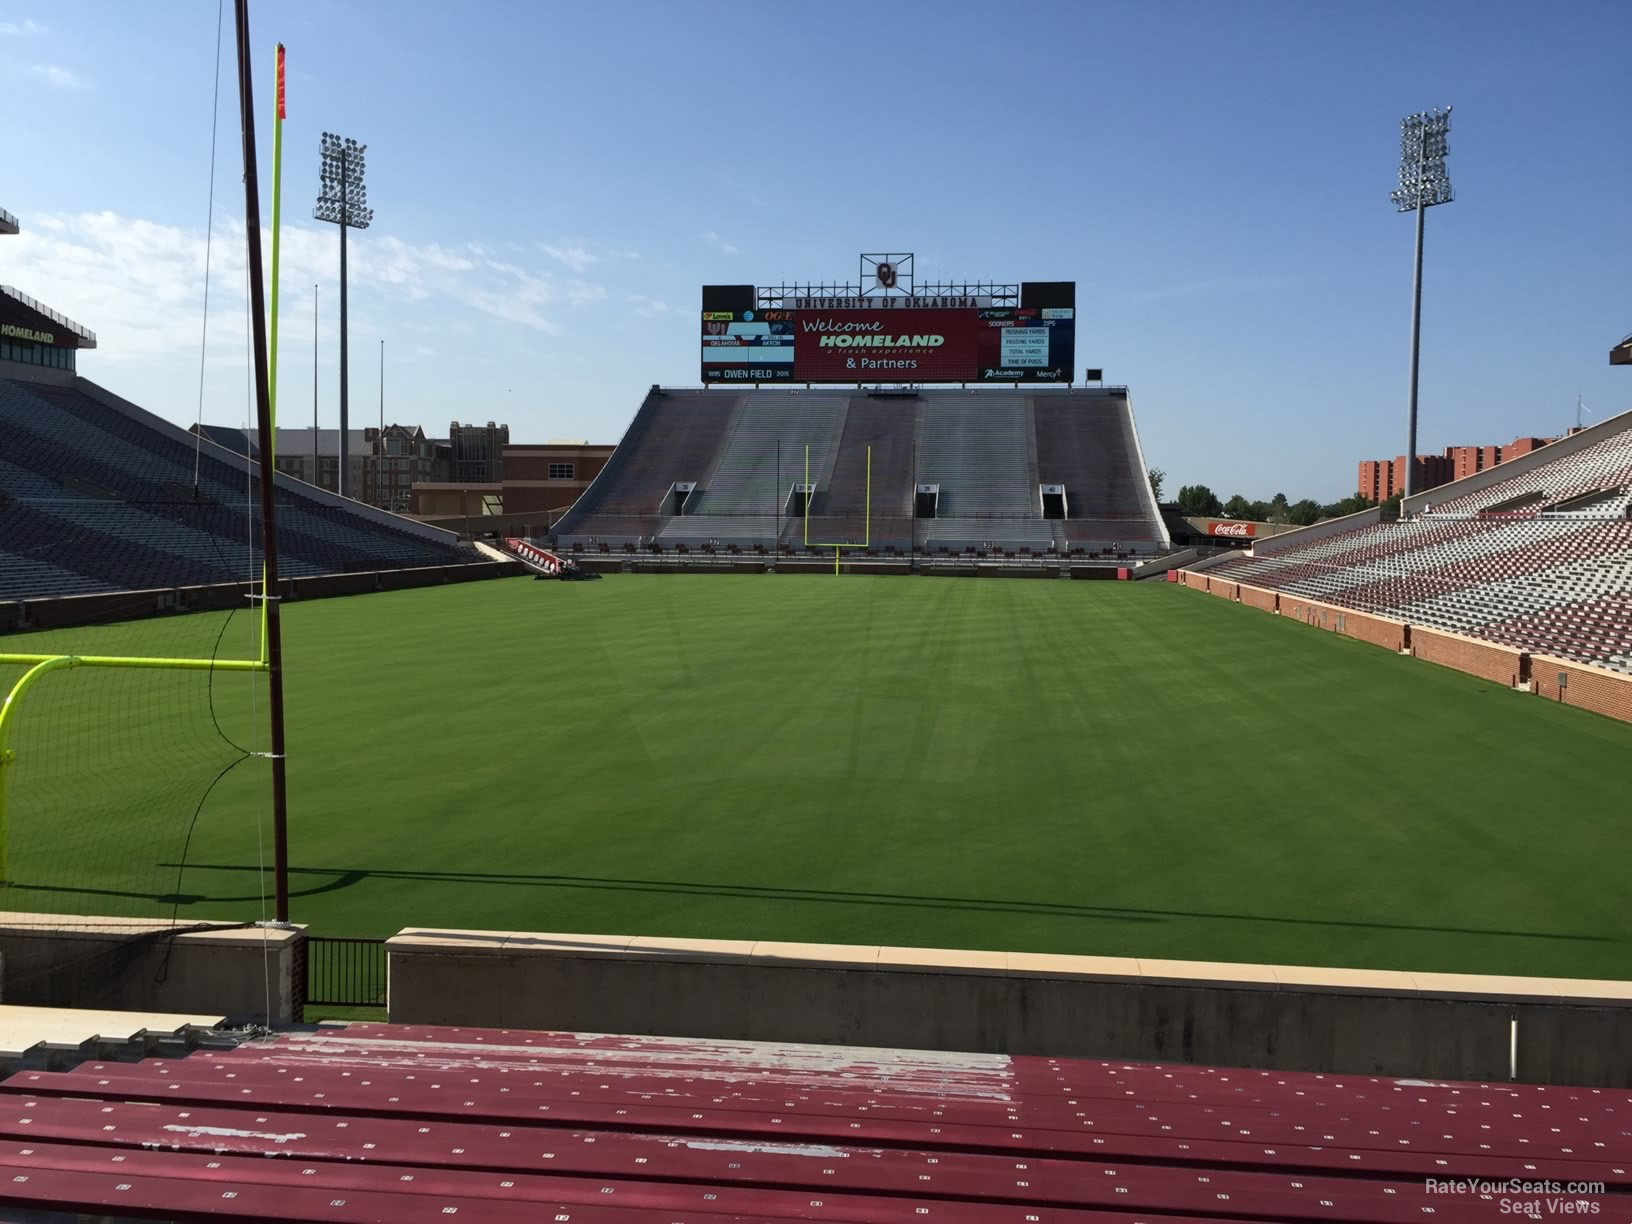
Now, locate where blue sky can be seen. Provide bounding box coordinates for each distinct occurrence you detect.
[2,0,1628,500]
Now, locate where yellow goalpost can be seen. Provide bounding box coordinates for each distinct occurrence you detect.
[0,43,287,886]
[803,445,871,574]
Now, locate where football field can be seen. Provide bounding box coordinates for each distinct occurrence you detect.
[3,574,1629,980]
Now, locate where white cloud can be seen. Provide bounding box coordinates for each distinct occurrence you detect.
[0,18,43,35]
[1,211,582,365]
[537,241,640,271]
[31,63,89,89]
[537,243,598,273]
[702,231,741,256]
[627,294,673,319]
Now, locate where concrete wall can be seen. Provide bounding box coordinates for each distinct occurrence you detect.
[1248,505,1384,557]
[1131,548,1198,579]
[4,562,522,634]
[0,914,302,1023]
[1411,625,1524,687]
[386,929,1632,1086]
[1531,653,1632,721]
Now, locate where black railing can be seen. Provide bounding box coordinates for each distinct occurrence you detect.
[306,935,387,1008]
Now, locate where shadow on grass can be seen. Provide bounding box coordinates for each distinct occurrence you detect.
[142,862,1610,944]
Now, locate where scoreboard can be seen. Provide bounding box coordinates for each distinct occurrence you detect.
[700,282,1075,385]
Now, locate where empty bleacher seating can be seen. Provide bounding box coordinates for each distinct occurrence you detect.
[0,378,469,601]
[554,387,1168,556]
[1208,409,1632,673]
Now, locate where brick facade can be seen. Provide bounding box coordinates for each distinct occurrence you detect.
[1357,431,1571,500]
[1530,654,1632,723]
[1410,626,1524,688]
[1177,572,1632,725]
[1278,593,1408,653]
[1238,585,1278,613]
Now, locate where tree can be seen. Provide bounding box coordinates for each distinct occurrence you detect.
[1223,494,1254,520]
[1286,498,1324,527]
[1247,500,1272,522]
[1176,484,1223,517]
[1148,468,1166,502]
[1322,493,1374,519]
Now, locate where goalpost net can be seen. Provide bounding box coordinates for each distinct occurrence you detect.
[0,578,273,1007]
[0,16,296,1015]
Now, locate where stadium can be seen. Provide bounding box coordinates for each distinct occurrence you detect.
[1,7,1631,1221]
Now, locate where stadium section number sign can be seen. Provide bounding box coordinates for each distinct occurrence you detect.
[700,278,1075,384]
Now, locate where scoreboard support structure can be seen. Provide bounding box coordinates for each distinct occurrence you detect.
[804,444,871,575]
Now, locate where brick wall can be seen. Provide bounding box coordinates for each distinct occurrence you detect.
[1531,654,1632,724]
[1209,579,1238,601]
[1181,576,1632,726]
[1275,594,1407,653]
[1411,626,1524,688]
[1238,584,1278,614]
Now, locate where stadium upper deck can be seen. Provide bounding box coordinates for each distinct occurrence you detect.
[552,386,1169,557]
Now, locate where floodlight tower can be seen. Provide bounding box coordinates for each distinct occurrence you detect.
[313,132,372,497]
[1390,106,1453,499]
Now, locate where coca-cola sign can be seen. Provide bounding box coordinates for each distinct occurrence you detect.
[1208,521,1255,538]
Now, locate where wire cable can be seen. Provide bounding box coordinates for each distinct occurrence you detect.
[191,0,226,490]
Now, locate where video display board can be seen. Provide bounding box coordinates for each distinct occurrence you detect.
[700,284,1075,384]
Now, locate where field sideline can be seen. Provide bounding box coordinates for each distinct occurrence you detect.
[2,574,1629,980]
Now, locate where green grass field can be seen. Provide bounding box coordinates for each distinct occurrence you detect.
[3,574,1630,980]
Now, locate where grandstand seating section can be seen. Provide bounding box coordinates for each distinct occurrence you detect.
[1207,411,1632,673]
[1,1020,1622,1221]
[0,378,470,601]
[554,387,1167,555]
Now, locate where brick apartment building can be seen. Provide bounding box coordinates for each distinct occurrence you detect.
[1358,433,1568,501]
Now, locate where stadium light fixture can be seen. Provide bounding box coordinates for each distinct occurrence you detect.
[1391,106,1453,500]
[313,131,372,497]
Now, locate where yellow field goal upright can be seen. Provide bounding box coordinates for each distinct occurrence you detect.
[803,444,871,574]
[0,33,293,904]
[0,639,269,885]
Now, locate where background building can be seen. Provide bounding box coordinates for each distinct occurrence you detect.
[370,424,444,513]
[448,421,509,484]
[1357,431,1574,501]
[409,440,612,533]
[496,441,611,514]
[195,423,448,513]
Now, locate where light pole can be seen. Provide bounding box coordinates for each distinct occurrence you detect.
[311,284,318,485]
[313,132,372,498]
[1390,106,1453,500]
